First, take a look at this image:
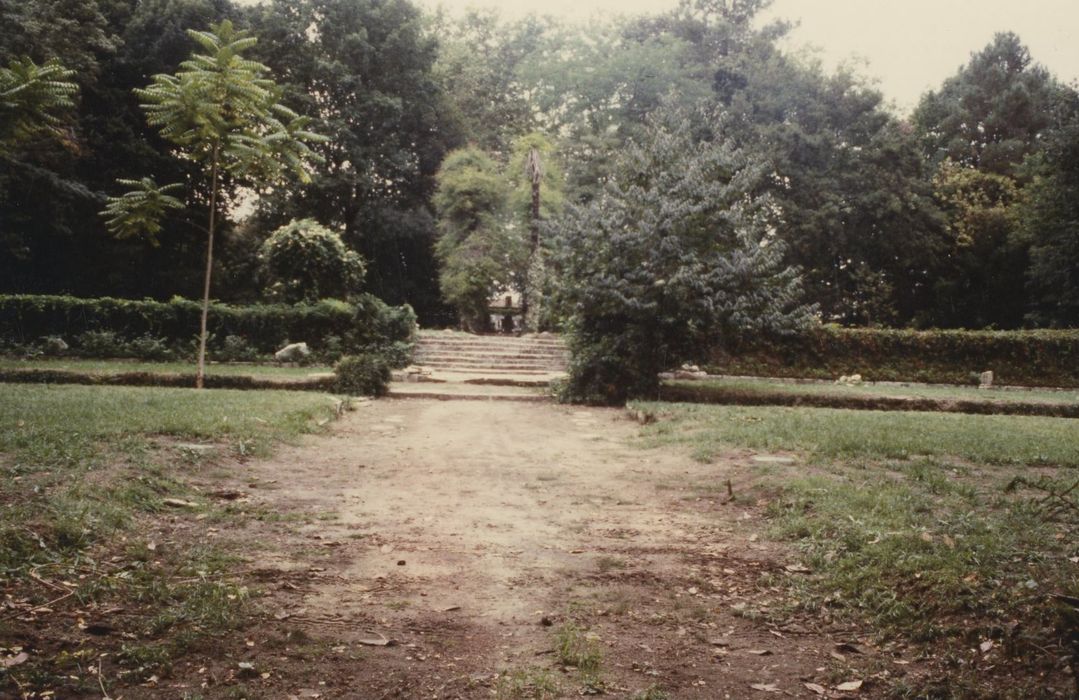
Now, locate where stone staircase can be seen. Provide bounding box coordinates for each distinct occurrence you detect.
[414,331,568,375]
[390,331,568,398]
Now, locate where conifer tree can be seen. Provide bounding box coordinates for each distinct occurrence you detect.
[551,105,815,403]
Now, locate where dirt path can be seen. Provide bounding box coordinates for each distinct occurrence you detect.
[200,399,867,699]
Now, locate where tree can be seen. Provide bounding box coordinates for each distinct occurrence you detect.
[260,218,365,303]
[714,52,946,325]
[913,32,1063,176]
[1015,90,1079,326]
[507,132,565,327]
[432,147,519,331]
[927,161,1027,328]
[103,20,324,387]
[551,106,814,404]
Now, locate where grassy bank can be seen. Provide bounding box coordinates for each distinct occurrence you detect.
[0,384,339,696]
[632,402,1079,697]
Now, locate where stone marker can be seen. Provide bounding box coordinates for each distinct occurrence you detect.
[275,342,310,362]
[979,370,994,389]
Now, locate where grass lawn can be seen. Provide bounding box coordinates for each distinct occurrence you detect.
[0,356,333,378]
[0,384,339,695]
[633,401,1079,697]
[664,376,1079,406]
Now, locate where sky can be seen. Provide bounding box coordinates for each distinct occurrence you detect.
[420,0,1079,113]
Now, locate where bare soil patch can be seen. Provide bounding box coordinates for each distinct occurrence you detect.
[142,399,901,699]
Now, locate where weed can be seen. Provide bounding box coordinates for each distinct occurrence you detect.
[554,622,602,674]
[496,667,562,699]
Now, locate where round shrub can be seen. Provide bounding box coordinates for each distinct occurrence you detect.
[334,354,391,396]
[260,219,366,303]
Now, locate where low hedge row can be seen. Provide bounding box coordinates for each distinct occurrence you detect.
[707,326,1079,388]
[0,294,416,357]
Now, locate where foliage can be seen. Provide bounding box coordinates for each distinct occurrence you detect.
[433,147,520,331]
[260,218,366,303]
[707,325,1079,388]
[333,354,391,396]
[0,56,78,154]
[101,178,186,243]
[0,293,415,359]
[553,106,814,404]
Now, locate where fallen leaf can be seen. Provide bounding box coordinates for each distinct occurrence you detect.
[747,649,773,656]
[750,683,779,692]
[784,563,811,573]
[804,683,827,695]
[980,640,994,653]
[1,652,28,668]
[836,680,863,692]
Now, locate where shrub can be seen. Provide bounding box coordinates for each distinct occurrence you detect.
[334,354,391,396]
[260,219,366,303]
[216,335,260,362]
[76,330,124,358]
[127,334,174,361]
[708,326,1079,387]
[40,335,68,356]
[0,294,416,361]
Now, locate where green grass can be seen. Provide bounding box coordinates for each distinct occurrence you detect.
[633,401,1078,696]
[0,356,332,378]
[0,384,339,694]
[666,377,1079,406]
[495,667,563,699]
[636,402,1079,465]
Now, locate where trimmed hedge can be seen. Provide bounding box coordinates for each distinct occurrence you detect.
[0,294,415,358]
[707,326,1079,388]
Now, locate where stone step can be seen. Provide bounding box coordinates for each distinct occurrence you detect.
[413,364,555,376]
[414,353,566,367]
[416,342,567,355]
[415,346,567,358]
[416,337,566,349]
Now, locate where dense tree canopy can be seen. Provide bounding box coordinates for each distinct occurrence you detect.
[1,0,1076,334]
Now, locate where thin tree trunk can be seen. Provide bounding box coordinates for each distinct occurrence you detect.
[195,142,220,390]
[522,147,542,322]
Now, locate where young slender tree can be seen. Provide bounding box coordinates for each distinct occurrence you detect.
[102,20,324,388]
